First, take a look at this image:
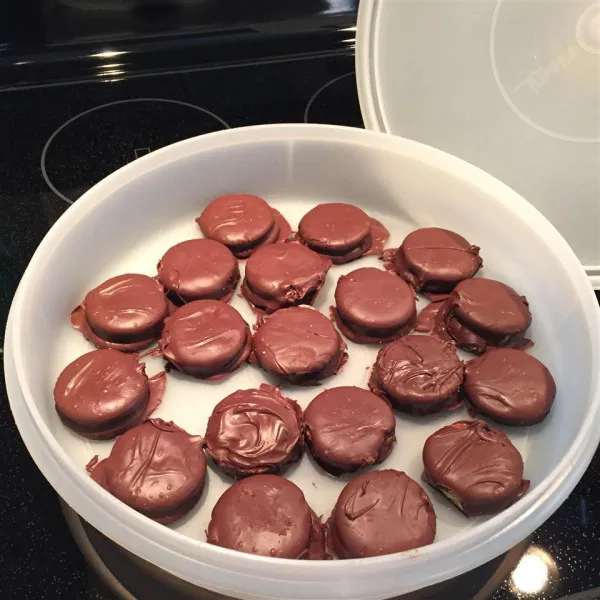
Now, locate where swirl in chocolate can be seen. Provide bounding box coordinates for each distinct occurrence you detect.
[207,474,327,559]
[157,238,239,304]
[88,419,206,524]
[159,299,251,380]
[422,420,530,516]
[333,267,416,343]
[205,384,303,478]
[71,273,169,352]
[304,386,396,474]
[392,227,482,296]
[464,348,555,425]
[251,306,347,385]
[327,470,436,558]
[54,349,165,439]
[242,242,331,313]
[369,334,463,414]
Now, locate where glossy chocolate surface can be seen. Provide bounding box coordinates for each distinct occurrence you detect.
[327,469,436,558]
[422,420,530,516]
[242,242,330,312]
[304,386,395,474]
[333,267,416,343]
[439,278,532,354]
[89,419,206,524]
[394,227,482,295]
[415,300,446,333]
[251,306,347,384]
[54,349,164,439]
[159,299,251,379]
[72,273,169,351]
[207,474,326,559]
[157,238,239,304]
[369,334,463,414]
[297,203,387,264]
[196,194,290,258]
[464,348,556,425]
[205,384,303,478]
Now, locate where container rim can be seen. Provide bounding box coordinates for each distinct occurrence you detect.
[8,124,600,600]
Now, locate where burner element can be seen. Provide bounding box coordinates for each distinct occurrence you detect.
[41,98,229,204]
[304,72,362,126]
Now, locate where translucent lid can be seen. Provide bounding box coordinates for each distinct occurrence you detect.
[356,0,600,288]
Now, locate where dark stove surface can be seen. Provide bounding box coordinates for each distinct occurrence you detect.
[1,10,600,600]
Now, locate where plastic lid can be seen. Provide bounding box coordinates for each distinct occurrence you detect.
[356,0,600,288]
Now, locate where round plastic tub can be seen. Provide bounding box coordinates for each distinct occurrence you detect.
[6,124,600,600]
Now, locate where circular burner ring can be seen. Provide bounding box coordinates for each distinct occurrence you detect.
[41,98,230,205]
[303,72,357,124]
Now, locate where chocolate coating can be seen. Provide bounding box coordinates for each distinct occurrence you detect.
[369,335,463,414]
[157,238,239,304]
[333,267,417,343]
[438,278,533,354]
[159,300,251,380]
[205,384,303,478]
[464,349,556,425]
[297,203,389,264]
[304,386,396,474]
[196,194,291,258]
[89,419,206,524]
[422,420,530,516]
[251,307,347,385]
[327,470,436,558]
[393,228,482,296]
[72,274,169,352]
[207,474,327,559]
[54,349,165,439]
[242,242,331,313]
[415,301,445,334]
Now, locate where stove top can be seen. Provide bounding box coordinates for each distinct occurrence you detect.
[1,5,600,600]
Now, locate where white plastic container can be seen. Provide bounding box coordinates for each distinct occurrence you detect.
[5,124,600,600]
[356,0,600,288]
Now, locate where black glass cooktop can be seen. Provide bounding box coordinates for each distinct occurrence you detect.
[1,3,600,600]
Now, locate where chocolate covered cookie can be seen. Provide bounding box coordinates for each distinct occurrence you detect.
[435,278,532,354]
[196,194,291,258]
[369,334,463,414]
[157,238,239,304]
[332,267,416,343]
[207,474,327,559]
[242,242,330,313]
[205,384,303,478]
[159,300,251,380]
[71,273,169,352]
[88,419,206,524]
[297,203,389,264]
[327,470,436,558]
[251,307,347,385]
[390,227,482,297]
[464,348,555,425]
[304,386,395,474]
[422,420,530,516]
[54,349,165,440]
